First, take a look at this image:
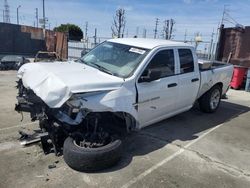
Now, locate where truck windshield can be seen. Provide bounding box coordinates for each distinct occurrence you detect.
[79,41,149,78]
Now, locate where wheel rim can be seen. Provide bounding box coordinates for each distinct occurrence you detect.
[210,89,220,110]
[73,132,112,149]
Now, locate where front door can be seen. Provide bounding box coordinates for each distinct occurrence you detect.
[136,49,178,127]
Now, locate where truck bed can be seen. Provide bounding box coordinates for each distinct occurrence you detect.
[197,61,233,99]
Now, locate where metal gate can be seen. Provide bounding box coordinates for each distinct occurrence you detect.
[68,40,86,60]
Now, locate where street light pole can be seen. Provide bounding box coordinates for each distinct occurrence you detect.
[17,5,21,25]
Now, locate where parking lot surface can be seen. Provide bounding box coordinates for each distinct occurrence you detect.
[0,71,250,188]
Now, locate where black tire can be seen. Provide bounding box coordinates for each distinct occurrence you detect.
[199,85,222,113]
[63,136,122,172]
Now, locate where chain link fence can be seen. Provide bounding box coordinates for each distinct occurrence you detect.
[68,37,110,60]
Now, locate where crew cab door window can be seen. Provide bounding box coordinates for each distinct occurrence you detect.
[178,49,194,74]
[136,49,178,127]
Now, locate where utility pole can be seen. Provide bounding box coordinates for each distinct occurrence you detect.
[85,22,88,40]
[162,19,169,39]
[166,20,169,39]
[4,0,10,23]
[215,5,229,60]
[94,28,97,46]
[126,29,128,38]
[208,29,215,60]
[3,10,4,22]
[143,28,147,38]
[169,19,175,39]
[85,21,88,48]
[162,19,174,40]
[214,22,220,51]
[17,5,21,25]
[42,0,46,29]
[162,20,166,39]
[136,27,139,37]
[35,8,38,28]
[184,29,187,42]
[154,18,159,39]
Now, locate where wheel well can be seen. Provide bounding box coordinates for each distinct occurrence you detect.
[198,82,223,101]
[214,82,223,90]
[86,112,136,135]
[112,112,137,133]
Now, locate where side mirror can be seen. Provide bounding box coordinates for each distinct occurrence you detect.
[139,69,161,83]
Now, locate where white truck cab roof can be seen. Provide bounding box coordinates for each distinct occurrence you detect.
[108,38,192,49]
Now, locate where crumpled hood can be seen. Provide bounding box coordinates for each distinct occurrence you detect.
[18,62,124,108]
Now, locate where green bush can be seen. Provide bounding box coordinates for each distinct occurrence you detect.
[54,23,83,41]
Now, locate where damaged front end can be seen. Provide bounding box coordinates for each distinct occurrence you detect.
[15,79,47,121]
[15,79,134,155]
[15,79,76,154]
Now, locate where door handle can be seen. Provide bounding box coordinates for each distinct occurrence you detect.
[191,78,199,82]
[168,83,177,88]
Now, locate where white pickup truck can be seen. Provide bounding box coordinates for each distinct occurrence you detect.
[15,38,233,171]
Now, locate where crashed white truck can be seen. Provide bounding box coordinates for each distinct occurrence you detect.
[15,38,233,171]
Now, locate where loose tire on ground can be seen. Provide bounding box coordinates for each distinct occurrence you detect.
[199,85,222,113]
[63,136,122,172]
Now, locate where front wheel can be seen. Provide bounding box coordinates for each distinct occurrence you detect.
[63,132,122,172]
[199,85,222,113]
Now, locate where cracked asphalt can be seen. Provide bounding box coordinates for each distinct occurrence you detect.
[0,70,250,188]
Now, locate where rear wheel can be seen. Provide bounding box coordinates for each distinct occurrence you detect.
[199,85,222,113]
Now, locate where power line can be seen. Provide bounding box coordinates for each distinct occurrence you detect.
[0,8,35,18]
[223,18,236,25]
[221,5,230,25]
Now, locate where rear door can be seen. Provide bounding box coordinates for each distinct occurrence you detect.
[136,48,179,127]
[177,48,200,109]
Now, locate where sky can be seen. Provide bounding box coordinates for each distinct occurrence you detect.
[1,0,250,43]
